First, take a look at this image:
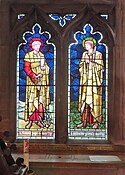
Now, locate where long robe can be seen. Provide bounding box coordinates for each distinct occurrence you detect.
[78,50,104,123]
[24,51,50,121]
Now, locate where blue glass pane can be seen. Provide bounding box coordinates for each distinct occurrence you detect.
[49,14,60,20]
[100,14,109,20]
[59,19,66,27]
[64,14,76,20]
[18,14,25,20]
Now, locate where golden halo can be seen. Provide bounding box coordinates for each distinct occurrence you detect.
[82,37,96,47]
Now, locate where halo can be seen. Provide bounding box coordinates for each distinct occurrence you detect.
[82,37,96,47]
[29,38,44,51]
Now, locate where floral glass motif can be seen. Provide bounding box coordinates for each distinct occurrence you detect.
[49,14,76,27]
[16,23,56,139]
[68,24,108,140]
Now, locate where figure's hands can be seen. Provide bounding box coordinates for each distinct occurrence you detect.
[35,73,43,84]
[35,73,43,78]
[41,66,46,70]
[85,58,90,63]
[84,54,90,63]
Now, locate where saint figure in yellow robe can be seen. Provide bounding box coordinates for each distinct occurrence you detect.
[24,38,50,129]
[77,37,104,129]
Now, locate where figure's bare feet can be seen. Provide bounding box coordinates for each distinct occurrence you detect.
[77,123,84,128]
[77,119,87,128]
[37,121,45,128]
[92,122,98,129]
[25,121,32,129]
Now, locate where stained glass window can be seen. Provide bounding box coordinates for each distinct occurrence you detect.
[68,24,108,140]
[16,23,56,139]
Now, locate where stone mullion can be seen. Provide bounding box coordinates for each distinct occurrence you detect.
[55,37,68,144]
